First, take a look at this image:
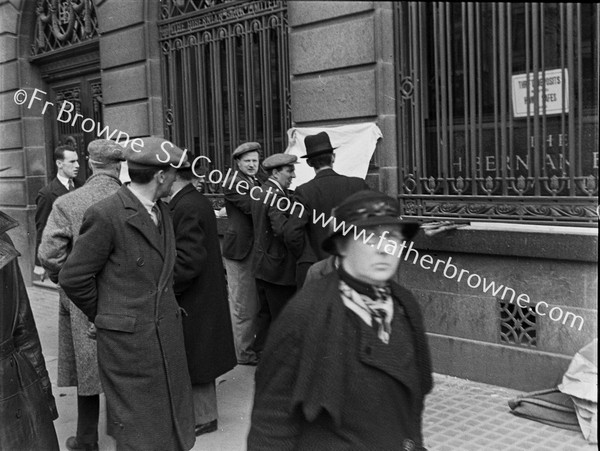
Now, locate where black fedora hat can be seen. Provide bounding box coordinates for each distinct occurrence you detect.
[302,131,337,159]
[321,190,420,255]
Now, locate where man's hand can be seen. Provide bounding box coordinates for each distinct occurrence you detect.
[421,221,468,237]
[34,265,47,282]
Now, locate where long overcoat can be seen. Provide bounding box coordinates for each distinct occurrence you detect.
[38,173,121,395]
[59,186,195,451]
[247,270,433,450]
[1,212,59,451]
[169,184,236,384]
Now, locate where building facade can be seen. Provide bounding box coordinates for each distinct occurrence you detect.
[1,0,597,390]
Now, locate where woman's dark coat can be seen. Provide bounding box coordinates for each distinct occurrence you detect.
[169,183,237,383]
[247,270,433,450]
[1,211,59,451]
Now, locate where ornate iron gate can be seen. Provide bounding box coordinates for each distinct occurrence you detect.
[158,0,291,181]
[394,2,598,225]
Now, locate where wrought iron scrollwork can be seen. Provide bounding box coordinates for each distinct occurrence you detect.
[32,0,99,55]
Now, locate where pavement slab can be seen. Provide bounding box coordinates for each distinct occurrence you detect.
[27,286,594,451]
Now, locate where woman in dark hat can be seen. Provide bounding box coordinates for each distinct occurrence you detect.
[247,190,433,450]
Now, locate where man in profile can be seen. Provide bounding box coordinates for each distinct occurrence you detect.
[59,138,195,451]
[34,145,81,280]
[38,139,125,451]
[284,131,368,286]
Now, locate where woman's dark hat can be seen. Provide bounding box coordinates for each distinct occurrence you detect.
[321,190,420,255]
[302,131,337,159]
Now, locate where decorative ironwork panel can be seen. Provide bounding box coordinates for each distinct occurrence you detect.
[394,2,598,225]
[498,299,538,347]
[32,0,99,55]
[159,0,291,196]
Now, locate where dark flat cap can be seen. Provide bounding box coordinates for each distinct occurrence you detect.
[232,142,261,159]
[125,137,190,169]
[262,153,298,170]
[88,139,125,164]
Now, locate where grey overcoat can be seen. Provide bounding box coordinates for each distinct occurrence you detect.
[38,173,121,395]
[59,186,195,451]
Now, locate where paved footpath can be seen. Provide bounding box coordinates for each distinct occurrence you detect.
[28,285,593,451]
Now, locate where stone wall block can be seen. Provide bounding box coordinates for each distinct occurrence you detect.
[292,70,376,123]
[377,166,397,195]
[291,16,374,75]
[149,97,165,136]
[0,91,20,120]
[25,146,46,176]
[0,61,18,91]
[289,1,373,27]
[97,0,145,34]
[0,149,24,177]
[378,61,396,115]
[0,3,18,35]
[0,35,17,62]
[100,26,146,70]
[26,175,46,206]
[22,117,45,147]
[538,306,597,355]
[0,179,26,205]
[102,64,148,105]
[410,288,497,342]
[103,102,149,138]
[376,115,398,167]
[0,120,22,149]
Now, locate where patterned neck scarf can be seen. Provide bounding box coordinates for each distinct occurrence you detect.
[338,268,394,344]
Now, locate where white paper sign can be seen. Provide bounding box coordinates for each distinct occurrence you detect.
[284,123,382,190]
[512,69,569,117]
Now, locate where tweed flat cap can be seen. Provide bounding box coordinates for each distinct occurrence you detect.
[232,142,261,159]
[262,153,298,170]
[125,137,190,169]
[88,139,125,164]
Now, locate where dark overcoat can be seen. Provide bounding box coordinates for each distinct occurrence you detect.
[251,179,296,286]
[58,186,195,451]
[169,184,236,384]
[34,177,81,265]
[247,270,433,450]
[222,170,257,261]
[1,212,59,451]
[284,168,368,261]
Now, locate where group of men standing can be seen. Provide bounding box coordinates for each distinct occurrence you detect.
[31,130,368,451]
[224,131,368,366]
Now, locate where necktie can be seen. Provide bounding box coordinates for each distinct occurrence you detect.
[68,179,74,191]
[151,204,162,233]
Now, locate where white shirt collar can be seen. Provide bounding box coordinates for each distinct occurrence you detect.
[56,173,71,190]
[127,185,155,215]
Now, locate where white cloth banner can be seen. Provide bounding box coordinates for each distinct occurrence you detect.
[284,123,382,190]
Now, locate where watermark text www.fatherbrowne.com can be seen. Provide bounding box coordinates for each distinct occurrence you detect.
[14,88,586,331]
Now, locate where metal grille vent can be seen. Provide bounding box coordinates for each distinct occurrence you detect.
[498,299,538,347]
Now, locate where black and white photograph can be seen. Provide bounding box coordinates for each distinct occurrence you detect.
[0,1,597,450]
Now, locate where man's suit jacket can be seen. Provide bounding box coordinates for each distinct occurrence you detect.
[59,186,195,451]
[285,168,368,261]
[251,179,296,286]
[169,183,236,384]
[35,177,81,265]
[222,171,259,261]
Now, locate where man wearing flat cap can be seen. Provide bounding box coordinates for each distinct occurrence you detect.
[284,131,368,287]
[39,139,125,451]
[59,137,195,451]
[251,153,299,352]
[222,142,262,365]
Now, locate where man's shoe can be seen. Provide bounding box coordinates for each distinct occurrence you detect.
[65,436,99,451]
[195,419,218,436]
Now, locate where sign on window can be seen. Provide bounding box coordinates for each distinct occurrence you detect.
[512,69,569,118]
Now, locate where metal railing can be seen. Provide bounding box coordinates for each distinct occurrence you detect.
[394,2,598,225]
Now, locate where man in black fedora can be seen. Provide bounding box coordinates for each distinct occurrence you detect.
[284,131,368,287]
